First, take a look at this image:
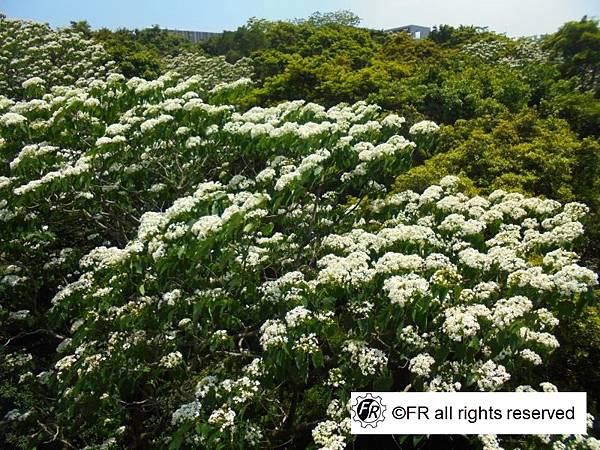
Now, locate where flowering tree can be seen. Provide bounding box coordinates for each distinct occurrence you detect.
[46,174,598,449]
[0,18,116,99]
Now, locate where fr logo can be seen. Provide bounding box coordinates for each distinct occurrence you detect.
[352,393,387,428]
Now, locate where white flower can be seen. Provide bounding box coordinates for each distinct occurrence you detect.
[381,113,406,128]
[326,368,346,388]
[477,361,510,391]
[409,353,435,377]
[479,434,504,450]
[343,341,388,376]
[259,320,288,350]
[171,400,202,425]
[285,306,312,327]
[191,215,222,239]
[213,330,228,341]
[383,274,429,306]
[55,354,78,372]
[443,305,491,342]
[208,405,236,431]
[195,376,218,398]
[552,264,598,295]
[519,327,560,349]
[440,175,460,189]
[409,120,439,135]
[539,382,558,392]
[1,112,27,126]
[22,76,45,89]
[293,333,320,354]
[426,376,462,392]
[317,251,374,287]
[312,420,347,450]
[492,296,533,329]
[542,249,579,269]
[536,308,559,329]
[374,252,424,274]
[159,351,183,369]
[356,135,414,161]
[520,349,542,365]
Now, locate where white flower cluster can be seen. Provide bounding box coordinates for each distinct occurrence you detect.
[171,400,202,425]
[293,333,320,354]
[285,305,312,327]
[208,405,236,432]
[259,320,288,350]
[409,120,440,135]
[476,361,511,391]
[0,17,116,98]
[443,304,491,341]
[317,251,374,287]
[409,353,436,377]
[383,274,430,306]
[519,349,542,365]
[492,296,532,329]
[343,341,388,376]
[312,419,350,450]
[159,351,183,369]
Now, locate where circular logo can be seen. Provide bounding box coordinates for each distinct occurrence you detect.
[352,393,387,428]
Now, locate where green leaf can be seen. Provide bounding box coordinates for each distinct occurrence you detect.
[373,373,393,391]
[261,222,274,235]
[311,351,324,368]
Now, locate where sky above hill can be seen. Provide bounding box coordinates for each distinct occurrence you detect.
[3,0,599,37]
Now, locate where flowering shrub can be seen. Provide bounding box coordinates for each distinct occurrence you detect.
[0,63,413,328]
[163,52,254,82]
[460,37,552,67]
[0,17,116,99]
[0,34,425,445]
[39,171,598,449]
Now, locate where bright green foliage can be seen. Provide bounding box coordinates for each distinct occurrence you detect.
[396,111,599,199]
[545,17,600,95]
[540,79,600,138]
[91,25,205,79]
[428,24,501,47]
[294,10,362,27]
[394,110,600,254]
[200,15,600,143]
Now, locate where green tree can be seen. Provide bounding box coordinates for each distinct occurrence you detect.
[429,24,495,47]
[69,20,92,37]
[295,10,362,27]
[545,17,600,95]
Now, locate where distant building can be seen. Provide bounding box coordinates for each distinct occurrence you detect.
[386,25,430,39]
[165,29,222,43]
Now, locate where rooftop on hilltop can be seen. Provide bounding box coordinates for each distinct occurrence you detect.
[164,29,222,42]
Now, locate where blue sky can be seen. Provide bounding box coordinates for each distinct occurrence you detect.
[2,0,599,36]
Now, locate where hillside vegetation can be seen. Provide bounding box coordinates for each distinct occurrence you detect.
[0,11,599,450]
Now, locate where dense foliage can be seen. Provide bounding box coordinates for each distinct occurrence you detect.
[91,25,205,79]
[394,111,600,253]
[0,18,115,99]
[1,10,599,450]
